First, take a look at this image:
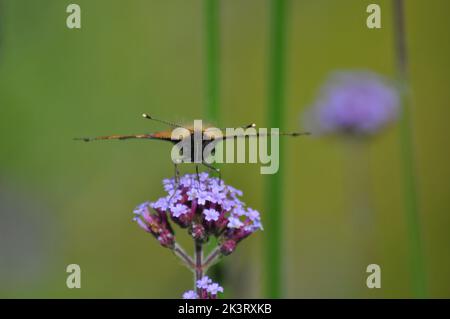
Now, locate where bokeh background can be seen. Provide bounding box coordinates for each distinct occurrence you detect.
[0,0,449,298]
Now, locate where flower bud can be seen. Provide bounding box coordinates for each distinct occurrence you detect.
[157,229,175,249]
[220,239,236,256]
[189,223,208,242]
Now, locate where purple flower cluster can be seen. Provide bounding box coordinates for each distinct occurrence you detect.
[305,71,400,136]
[133,172,263,255]
[182,276,224,299]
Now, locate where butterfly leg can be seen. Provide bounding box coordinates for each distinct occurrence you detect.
[195,164,200,182]
[174,163,180,183]
[168,163,181,206]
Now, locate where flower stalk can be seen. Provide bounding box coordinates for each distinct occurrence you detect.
[194,240,204,294]
[266,0,288,299]
[173,243,195,269]
[203,247,222,271]
[392,0,427,298]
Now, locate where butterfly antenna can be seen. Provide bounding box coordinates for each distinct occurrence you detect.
[243,123,256,129]
[279,131,311,136]
[142,113,185,129]
[73,137,93,142]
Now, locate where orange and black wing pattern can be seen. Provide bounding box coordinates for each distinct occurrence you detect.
[74,132,176,143]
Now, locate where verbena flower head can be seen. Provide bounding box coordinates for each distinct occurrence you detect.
[133,172,263,255]
[305,71,400,136]
[181,276,224,299]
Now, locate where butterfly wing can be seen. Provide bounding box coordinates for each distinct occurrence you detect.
[74,131,177,143]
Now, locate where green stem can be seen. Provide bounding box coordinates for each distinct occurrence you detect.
[173,243,195,269]
[265,0,288,298]
[204,0,225,289]
[392,0,427,298]
[204,0,220,122]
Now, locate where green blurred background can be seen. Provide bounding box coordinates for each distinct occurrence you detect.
[0,0,449,298]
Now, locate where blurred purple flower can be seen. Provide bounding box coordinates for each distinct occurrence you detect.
[304,71,400,136]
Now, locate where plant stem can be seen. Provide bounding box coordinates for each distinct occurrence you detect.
[204,0,225,289]
[203,246,221,270]
[392,0,427,298]
[266,0,288,299]
[194,240,204,294]
[343,139,377,289]
[173,243,195,269]
[204,0,220,122]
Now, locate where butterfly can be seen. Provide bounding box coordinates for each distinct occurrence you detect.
[75,113,309,176]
